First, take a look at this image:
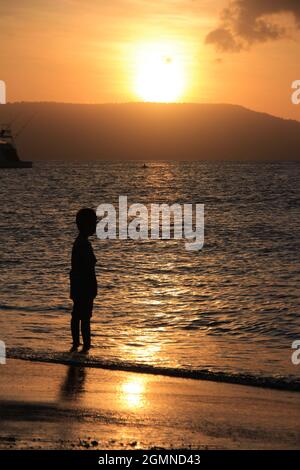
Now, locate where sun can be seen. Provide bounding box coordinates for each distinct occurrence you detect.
[134,42,186,103]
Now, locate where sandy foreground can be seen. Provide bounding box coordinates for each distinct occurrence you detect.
[0,359,299,450]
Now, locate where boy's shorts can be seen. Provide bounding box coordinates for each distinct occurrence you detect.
[72,298,94,320]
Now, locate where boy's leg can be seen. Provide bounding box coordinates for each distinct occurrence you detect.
[71,316,80,347]
[81,298,93,350]
[81,317,91,349]
[71,301,80,347]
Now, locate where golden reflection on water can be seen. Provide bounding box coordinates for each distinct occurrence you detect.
[117,332,161,410]
[120,332,162,365]
[119,376,147,409]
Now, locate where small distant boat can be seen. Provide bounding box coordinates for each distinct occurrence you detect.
[142,163,149,169]
[0,124,32,168]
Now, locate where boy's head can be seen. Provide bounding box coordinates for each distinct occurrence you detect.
[76,208,97,237]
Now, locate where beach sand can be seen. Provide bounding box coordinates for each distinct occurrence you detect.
[0,359,299,450]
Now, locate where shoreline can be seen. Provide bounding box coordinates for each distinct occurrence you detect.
[0,359,300,450]
[6,351,300,393]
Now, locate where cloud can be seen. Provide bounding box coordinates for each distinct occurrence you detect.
[205,0,300,52]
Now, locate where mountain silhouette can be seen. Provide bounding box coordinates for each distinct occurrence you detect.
[0,102,299,161]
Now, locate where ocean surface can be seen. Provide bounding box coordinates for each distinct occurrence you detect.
[0,161,299,389]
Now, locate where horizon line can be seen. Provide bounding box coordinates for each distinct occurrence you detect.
[2,100,299,124]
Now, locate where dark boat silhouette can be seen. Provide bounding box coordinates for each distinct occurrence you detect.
[0,124,32,168]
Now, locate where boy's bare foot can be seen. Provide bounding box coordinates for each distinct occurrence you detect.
[80,346,90,354]
[69,345,79,353]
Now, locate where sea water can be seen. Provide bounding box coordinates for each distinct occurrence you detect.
[0,161,299,388]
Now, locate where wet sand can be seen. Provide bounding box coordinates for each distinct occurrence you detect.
[0,359,300,450]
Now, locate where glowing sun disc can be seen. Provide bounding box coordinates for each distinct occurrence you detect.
[134,43,186,103]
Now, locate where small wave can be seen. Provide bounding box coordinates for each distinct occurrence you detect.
[7,348,300,393]
[0,304,69,313]
[0,259,22,265]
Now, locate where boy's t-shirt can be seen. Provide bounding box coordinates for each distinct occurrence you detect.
[70,234,97,300]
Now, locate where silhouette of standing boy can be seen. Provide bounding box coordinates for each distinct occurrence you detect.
[70,208,97,353]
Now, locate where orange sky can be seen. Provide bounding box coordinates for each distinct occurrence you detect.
[0,0,300,120]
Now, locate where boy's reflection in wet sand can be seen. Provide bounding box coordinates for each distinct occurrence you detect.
[59,365,86,402]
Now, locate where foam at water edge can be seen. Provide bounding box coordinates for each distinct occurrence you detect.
[7,348,300,392]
